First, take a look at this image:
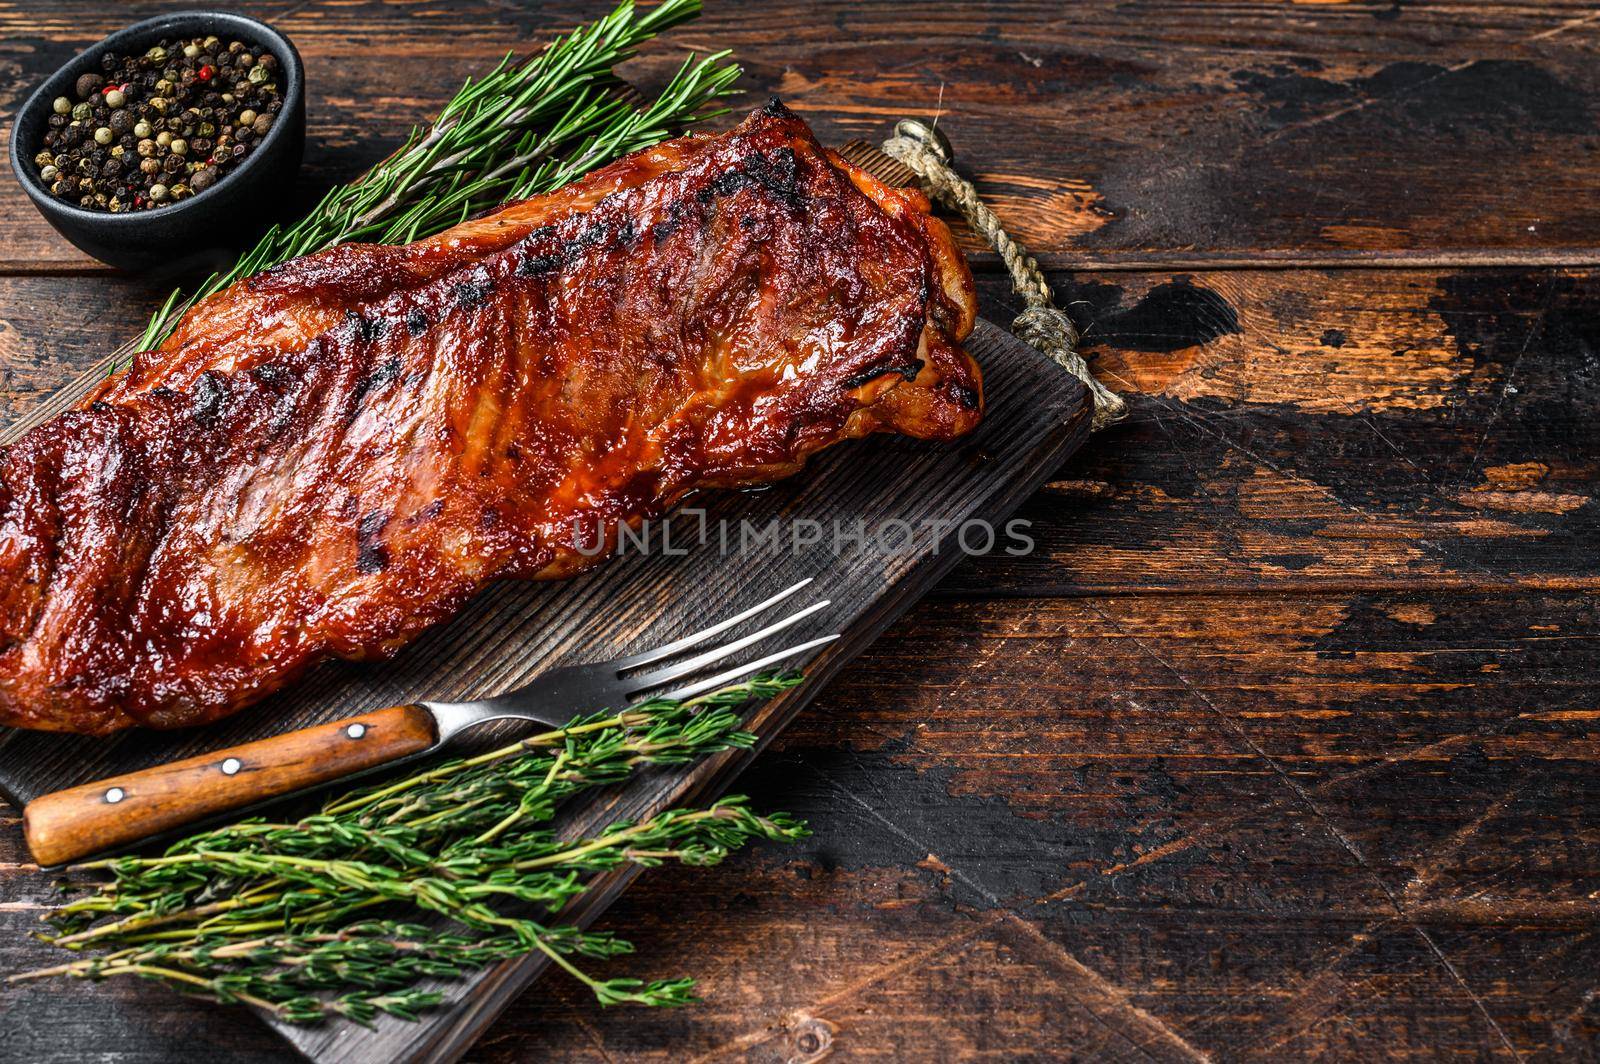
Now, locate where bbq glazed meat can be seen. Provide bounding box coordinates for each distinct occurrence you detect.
[0,100,980,734]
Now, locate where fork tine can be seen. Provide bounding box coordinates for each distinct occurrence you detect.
[613,578,815,670]
[654,634,841,703]
[624,598,832,693]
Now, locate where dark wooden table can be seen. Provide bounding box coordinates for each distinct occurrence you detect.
[3,2,1598,1060]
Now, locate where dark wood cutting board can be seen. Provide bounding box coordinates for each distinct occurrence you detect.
[0,317,1091,1061]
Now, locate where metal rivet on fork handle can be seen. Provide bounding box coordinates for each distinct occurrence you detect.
[31,580,838,869]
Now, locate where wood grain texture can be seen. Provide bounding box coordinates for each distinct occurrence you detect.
[5,1,1600,270]
[0,318,1093,1062]
[22,704,438,868]
[2,1,1598,1061]
[963,267,1600,597]
[3,259,1595,1058]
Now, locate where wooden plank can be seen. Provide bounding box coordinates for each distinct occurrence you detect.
[10,584,1591,1060]
[2,248,1593,1055]
[0,319,1084,803]
[3,265,1593,596]
[960,265,1600,595]
[424,586,1600,1061]
[4,2,1596,1060]
[2,206,1596,1063]
[5,1,1600,270]
[0,319,1093,1061]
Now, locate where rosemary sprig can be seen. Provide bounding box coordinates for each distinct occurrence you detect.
[136,0,740,351]
[15,1,790,1025]
[13,675,807,1023]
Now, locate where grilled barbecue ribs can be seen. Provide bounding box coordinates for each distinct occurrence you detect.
[0,100,980,734]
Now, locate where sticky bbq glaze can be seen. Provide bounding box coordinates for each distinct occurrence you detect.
[0,100,980,734]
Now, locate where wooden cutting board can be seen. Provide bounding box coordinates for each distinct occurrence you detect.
[0,314,1091,1059]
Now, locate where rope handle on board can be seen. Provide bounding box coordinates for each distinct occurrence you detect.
[882,118,1127,431]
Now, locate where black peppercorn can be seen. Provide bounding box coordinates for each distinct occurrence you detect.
[36,35,282,212]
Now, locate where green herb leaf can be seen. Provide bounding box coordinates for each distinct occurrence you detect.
[133,0,739,354]
[11,675,807,1024]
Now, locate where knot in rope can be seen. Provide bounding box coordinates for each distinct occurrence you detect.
[882,118,1126,431]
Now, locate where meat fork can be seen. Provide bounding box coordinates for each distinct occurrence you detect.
[23,580,836,868]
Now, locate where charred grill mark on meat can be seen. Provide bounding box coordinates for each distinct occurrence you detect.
[0,101,981,734]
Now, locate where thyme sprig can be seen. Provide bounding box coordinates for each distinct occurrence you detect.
[13,676,807,1023]
[16,0,787,1025]
[136,0,740,350]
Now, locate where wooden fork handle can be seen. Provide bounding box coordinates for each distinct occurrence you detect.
[23,704,438,868]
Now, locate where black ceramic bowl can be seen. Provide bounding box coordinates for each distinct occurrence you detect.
[8,11,304,273]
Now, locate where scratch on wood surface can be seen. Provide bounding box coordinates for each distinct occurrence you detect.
[565,1010,621,1064]
[1138,411,1265,575]
[686,918,1002,1063]
[1203,926,1389,1056]
[1452,280,1552,493]
[1180,877,1599,1051]
[1152,394,1538,584]
[1079,597,1525,1058]
[1261,59,1476,145]
[996,909,1215,1063]
[689,902,1214,1064]
[1408,928,1523,1059]
[1096,725,1506,879]
[1324,389,1442,489]
[1402,781,1528,904]
[1526,7,1600,41]
[785,762,1211,1062]
[1034,880,1088,905]
[1252,970,1394,1058]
